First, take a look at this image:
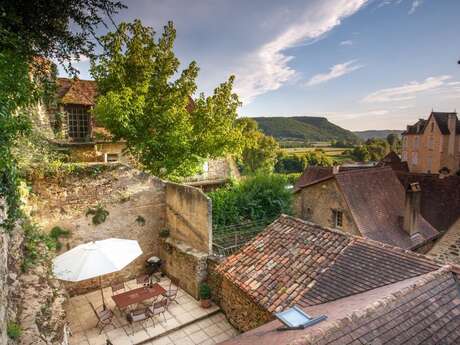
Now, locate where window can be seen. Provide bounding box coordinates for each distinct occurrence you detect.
[332,210,343,228]
[104,153,119,162]
[428,137,433,150]
[412,152,418,165]
[427,156,432,173]
[414,136,420,149]
[431,122,434,132]
[66,105,90,140]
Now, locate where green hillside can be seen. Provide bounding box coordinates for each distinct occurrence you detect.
[354,130,403,140]
[251,116,361,143]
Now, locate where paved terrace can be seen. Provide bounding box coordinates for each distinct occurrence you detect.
[66,277,238,345]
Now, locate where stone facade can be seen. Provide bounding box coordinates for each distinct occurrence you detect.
[159,237,208,299]
[293,179,359,236]
[402,112,460,174]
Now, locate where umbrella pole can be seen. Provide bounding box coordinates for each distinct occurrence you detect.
[100,276,106,310]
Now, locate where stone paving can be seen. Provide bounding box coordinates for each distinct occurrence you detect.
[65,277,238,345]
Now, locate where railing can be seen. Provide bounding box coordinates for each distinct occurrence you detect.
[212,217,276,256]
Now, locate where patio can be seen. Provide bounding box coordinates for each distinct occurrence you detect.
[66,276,238,345]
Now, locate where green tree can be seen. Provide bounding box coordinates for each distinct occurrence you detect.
[386,133,402,153]
[305,150,333,167]
[350,145,370,162]
[91,20,243,179]
[237,118,279,173]
[0,0,124,229]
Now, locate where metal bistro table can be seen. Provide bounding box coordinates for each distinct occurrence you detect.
[112,283,167,310]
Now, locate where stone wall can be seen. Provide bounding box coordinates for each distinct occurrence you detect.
[158,237,208,299]
[206,257,273,332]
[30,164,167,295]
[165,182,212,253]
[294,179,360,236]
[0,199,8,345]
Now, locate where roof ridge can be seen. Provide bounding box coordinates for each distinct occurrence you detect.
[336,166,392,176]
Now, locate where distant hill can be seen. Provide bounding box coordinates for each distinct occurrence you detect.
[251,116,361,143]
[354,130,403,140]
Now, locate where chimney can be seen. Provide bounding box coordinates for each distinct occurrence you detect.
[403,182,422,237]
[447,113,457,158]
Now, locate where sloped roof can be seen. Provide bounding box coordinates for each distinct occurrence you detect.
[376,151,409,172]
[402,112,459,135]
[293,166,334,192]
[216,215,440,314]
[335,167,438,249]
[221,267,460,345]
[57,77,98,106]
[431,112,460,135]
[396,172,460,232]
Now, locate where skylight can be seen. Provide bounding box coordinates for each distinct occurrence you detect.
[275,306,327,330]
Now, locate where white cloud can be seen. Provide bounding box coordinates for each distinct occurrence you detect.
[306,60,363,86]
[362,76,453,103]
[234,0,368,103]
[340,40,353,46]
[409,0,423,15]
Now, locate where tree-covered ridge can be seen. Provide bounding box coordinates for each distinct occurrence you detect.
[354,129,403,140]
[252,116,361,144]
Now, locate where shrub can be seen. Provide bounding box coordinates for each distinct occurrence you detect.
[208,174,292,228]
[49,226,71,250]
[86,204,109,225]
[199,283,211,300]
[159,228,170,238]
[135,215,146,226]
[7,322,22,340]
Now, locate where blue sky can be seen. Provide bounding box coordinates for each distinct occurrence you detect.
[62,0,460,131]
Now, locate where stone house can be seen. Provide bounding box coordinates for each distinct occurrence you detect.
[293,166,439,252]
[48,77,128,163]
[401,111,460,175]
[208,215,460,345]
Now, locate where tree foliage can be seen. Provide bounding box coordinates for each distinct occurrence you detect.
[91,20,244,179]
[237,118,279,174]
[0,0,124,229]
[208,174,292,228]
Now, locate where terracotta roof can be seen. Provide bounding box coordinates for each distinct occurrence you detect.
[396,172,460,232]
[216,215,440,314]
[376,151,409,172]
[57,78,98,106]
[221,267,460,345]
[335,167,438,249]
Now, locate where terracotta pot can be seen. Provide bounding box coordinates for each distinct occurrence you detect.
[200,299,212,308]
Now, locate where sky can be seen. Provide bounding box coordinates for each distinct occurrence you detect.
[61,0,460,131]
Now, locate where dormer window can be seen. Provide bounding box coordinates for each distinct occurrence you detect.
[332,210,343,228]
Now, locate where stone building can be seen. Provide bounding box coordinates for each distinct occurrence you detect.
[401,111,460,175]
[209,215,460,345]
[293,166,439,251]
[47,77,128,163]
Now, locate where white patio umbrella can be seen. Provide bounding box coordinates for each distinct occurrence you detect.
[53,238,143,307]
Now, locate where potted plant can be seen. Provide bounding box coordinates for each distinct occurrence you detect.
[199,283,212,308]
